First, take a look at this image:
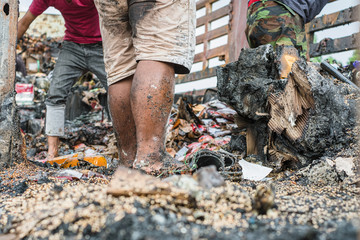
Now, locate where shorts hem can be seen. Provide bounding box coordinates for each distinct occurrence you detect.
[135,57,191,75]
[108,70,136,86]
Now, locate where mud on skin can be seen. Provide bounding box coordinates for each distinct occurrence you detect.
[134,74,174,168]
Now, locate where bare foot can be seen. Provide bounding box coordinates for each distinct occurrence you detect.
[133,159,164,173]
[47,136,59,160]
[133,151,187,175]
[133,151,165,174]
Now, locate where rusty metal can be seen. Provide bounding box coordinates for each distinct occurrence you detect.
[321,61,360,90]
[0,0,21,167]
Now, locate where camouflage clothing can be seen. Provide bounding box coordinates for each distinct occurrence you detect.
[245,0,307,57]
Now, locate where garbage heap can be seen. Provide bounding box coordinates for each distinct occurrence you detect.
[16,35,108,140]
[17,33,62,75]
[25,96,243,176]
[217,45,359,172]
[17,40,359,183]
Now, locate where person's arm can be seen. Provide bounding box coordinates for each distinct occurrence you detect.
[17,10,37,40]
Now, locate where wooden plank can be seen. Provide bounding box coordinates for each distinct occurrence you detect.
[0,0,21,167]
[305,23,313,61]
[309,33,360,57]
[206,45,228,59]
[175,67,217,84]
[228,0,249,62]
[203,2,211,69]
[196,0,219,10]
[194,52,205,63]
[197,5,230,27]
[196,26,228,45]
[194,45,227,62]
[308,4,360,32]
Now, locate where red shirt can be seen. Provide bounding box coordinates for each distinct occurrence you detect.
[248,0,261,7]
[29,0,102,44]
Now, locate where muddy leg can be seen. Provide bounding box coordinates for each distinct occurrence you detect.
[109,76,137,167]
[131,60,175,173]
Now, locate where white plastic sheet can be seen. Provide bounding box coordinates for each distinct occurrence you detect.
[239,159,273,181]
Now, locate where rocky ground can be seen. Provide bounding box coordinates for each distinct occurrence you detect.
[1,101,360,240]
[0,158,359,240]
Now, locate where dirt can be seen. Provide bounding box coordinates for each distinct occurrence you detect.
[0,161,359,239]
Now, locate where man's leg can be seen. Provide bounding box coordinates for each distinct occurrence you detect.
[47,136,59,159]
[86,42,111,118]
[86,42,108,92]
[131,60,175,172]
[108,76,137,167]
[108,61,174,170]
[94,0,195,173]
[45,41,86,158]
[246,1,306,57]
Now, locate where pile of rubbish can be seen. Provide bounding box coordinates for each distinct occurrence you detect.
[217,45,359,172]
[17,33,62,75]
[25,98,250,178]
[14,40,358,187]
[166,99,239,161]
[1,39,359,240]
[15,35,108,139]
[328,59,360,85]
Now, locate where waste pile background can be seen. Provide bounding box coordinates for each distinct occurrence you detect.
[0,40,359,239]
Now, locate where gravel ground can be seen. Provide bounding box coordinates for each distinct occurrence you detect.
[0,161,359,240]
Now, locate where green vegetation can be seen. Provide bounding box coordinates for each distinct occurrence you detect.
[347,50,360,64]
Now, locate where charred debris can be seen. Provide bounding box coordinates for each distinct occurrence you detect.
[217,45,359,172]
[0,38,359,239]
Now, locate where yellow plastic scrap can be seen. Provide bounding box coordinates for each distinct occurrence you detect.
[61,158,79,168]
[83,155,107,167]
[41,152,107,168]
[45,153,80,168]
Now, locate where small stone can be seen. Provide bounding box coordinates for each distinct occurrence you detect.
[193,211,205,221]
[152,214,166,225]
[194,165,225,189]
[53,184,63,193]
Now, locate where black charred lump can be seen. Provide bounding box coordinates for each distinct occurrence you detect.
[217,45,358,170]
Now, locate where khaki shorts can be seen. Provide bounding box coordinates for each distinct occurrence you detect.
[94,0,196,86]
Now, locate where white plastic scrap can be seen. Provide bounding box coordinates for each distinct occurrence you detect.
[55,169,83,179]
[175,146,189,161]
[335,157,355,177]
[239,159,273,181]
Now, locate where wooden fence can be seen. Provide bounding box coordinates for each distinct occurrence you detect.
[175,0,249,85]
[306,0,360,59]
[176,0,360,94]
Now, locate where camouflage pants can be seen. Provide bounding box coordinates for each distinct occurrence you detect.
[245,0,307,57]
